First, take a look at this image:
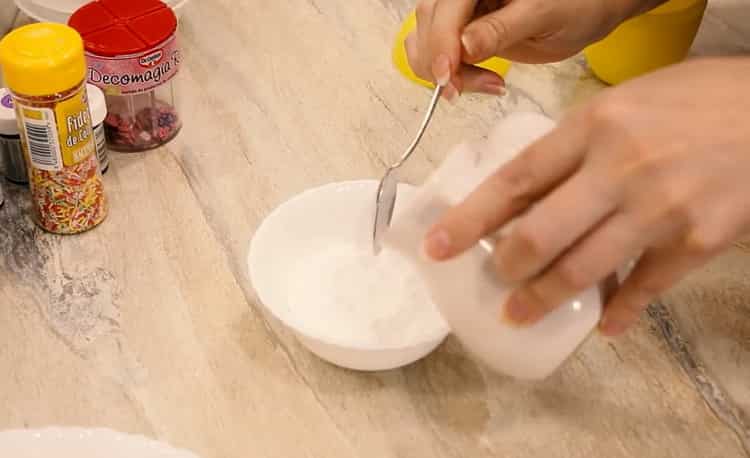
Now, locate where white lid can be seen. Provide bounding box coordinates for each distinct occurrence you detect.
[0,88,18,136]
[86,84,108,126]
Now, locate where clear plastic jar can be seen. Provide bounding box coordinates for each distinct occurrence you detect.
[69,0,182,152]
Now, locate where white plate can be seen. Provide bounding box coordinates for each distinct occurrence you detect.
[0,428,201,458]
[248,180,450,371]
[14,0,190,23]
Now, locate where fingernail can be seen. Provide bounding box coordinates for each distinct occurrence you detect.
[443,83,459,103]
[432,54,451,87]
[461,31,480,58]
[599,316,626,337]
[503,295,531,325]
[483,83,506,96]
[424,228,452,260]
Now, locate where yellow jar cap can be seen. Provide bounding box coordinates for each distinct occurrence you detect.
[0,23,86,97]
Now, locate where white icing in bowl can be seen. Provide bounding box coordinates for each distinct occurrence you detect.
[248,180,450,371]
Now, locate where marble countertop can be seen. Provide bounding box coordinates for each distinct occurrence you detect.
[1,1,750,457]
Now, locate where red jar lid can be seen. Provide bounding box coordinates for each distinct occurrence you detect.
[68,0,177,57]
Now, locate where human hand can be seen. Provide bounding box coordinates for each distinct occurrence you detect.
[406,0,665,99]
[423,57,750,336]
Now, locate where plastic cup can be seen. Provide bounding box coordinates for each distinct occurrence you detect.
[584,0,708,85]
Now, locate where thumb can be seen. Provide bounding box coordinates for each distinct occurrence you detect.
[461,1,544,64]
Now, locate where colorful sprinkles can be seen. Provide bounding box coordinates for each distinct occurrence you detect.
[31,151,107,234]
[104,101,181,151]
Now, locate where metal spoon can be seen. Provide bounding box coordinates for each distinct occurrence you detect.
[372,84,443,254]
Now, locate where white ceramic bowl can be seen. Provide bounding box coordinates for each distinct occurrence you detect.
[14,0,190,23]
[248,180,450,371]
[0,428,200,458]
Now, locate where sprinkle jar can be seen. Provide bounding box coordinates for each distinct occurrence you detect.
[0,23,108,234]
[69,0,182,152]
[0,88,27,184]
[86,84,109,173]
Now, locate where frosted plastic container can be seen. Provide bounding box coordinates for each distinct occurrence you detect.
[383,112,604,380]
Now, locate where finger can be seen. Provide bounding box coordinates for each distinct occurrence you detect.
[404,31,426,78]
[415,0,437,80]
[501,211,645,326]
[429,0,478,86]
[442,81,459,102]
[424,118,587,260]
[461,0,548,64]
[494,168,617,283]
[434,64,502,102]
[406,31,453,88]
[599,217,735,337]
[598,244,707,336]
[458,64,505,95]
[489,42,581,65]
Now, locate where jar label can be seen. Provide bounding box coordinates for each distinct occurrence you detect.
[86,35,181,95]
[18,84,96,171]
[19,106,63,171]
[93,123,108,171]
[1,94,12,109]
